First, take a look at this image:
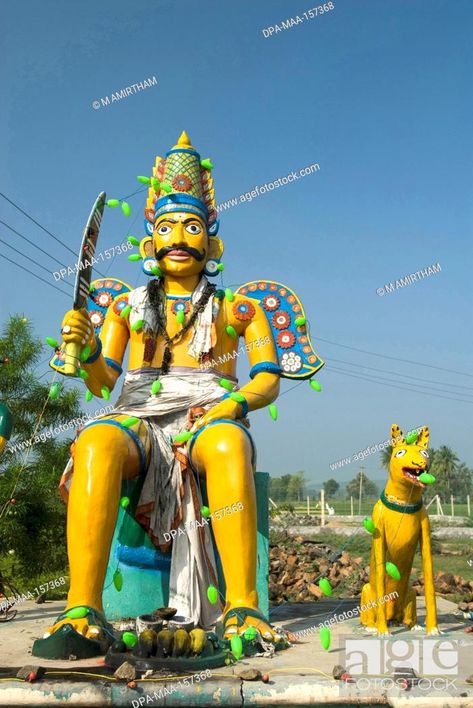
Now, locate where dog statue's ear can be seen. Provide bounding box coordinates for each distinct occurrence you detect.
[417,426,430,449]
[391,423,404,447]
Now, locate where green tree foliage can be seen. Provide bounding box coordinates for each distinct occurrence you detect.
[269,471,306,502]
[286,470,306,501]
[380,446,391,470]
[0,316,82,580]
[346,471,378,500]
[323,478,340,498]
[429,447,472,502]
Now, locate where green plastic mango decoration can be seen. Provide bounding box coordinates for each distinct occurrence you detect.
[319,578,332,596]
[268,404,278,421]
[49,383,60,400]
[230,634,243,660]
[419,472,436,485]
[173,431,193,443]
[120,496,130,509]
[127,235,140,246]
[121,201,131,217]
[363,518,376,533]
[385,562,401,581]
[405,430,419,444]
[219,378,234,392]
[45,336,59,349]
[113,569,123,592]
[200,506,211,518]
[151,379,162,395]
[229,392,245,404]
[320,626,331,651]
[207,585,218,605]
[122,631,138,648]
[106,199,119,208]
[137,176,151,185]
[309,379,322,392]
[122,417,139,428]
[80,344,91,362]
[243,626,258,641]
[65,606,89,620]
[294,316,306,327]
[226,325,237,339]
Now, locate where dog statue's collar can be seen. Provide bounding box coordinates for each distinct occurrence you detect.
[380,489,423,514]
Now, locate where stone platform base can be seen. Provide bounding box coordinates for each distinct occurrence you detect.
[0,597,472,706]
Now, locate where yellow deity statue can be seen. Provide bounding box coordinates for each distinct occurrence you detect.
[33,132,323,660]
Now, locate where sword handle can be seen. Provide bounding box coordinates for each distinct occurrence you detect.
[63,342,82,376]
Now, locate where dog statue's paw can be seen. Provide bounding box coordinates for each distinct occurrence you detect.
[376,628,392,637]
[426,626,443,636]
[363,626,378,634]
[409,624,424,631]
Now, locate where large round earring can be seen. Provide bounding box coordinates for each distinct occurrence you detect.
[142,257,159,276]
[203,259,221,277]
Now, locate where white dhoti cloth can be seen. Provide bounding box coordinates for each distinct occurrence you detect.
[61,367,242,628]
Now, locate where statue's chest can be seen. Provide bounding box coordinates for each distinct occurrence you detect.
[159,298,196,340]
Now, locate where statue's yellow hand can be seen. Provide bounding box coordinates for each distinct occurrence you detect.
[191,398,241,433]
[61,308,95,348]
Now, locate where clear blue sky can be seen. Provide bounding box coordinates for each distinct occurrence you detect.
[1,0,472,486]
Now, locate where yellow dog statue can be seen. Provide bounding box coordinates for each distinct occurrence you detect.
[360,424,439,636]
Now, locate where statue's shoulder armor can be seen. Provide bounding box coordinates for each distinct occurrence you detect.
[49,277,132,373]
[234,279,324,380]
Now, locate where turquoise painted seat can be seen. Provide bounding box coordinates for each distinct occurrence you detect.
[103,472,269,620]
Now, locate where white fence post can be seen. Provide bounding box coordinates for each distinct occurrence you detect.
[320,489,325,527]
[451,495,454,517]
[307,495,310,515]
[350,496,354,518]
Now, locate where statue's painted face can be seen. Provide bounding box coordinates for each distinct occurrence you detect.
[153,212,208,277]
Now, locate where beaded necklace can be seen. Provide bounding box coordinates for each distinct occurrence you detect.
[146,278,216,374]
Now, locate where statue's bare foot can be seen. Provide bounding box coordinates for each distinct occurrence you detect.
[32,605,115,659]
[44,614,105,641]
[223,605,289,648]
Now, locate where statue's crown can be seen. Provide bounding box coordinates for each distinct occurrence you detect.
[144,131,218,235]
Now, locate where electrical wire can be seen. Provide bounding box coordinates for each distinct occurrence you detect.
[0,236,73,285]
[0,219,70,270]
[0,253,71,299]
[327,365,473,405]
[0,191,78,257]
[317,336,472,379]
[329,357,473,393]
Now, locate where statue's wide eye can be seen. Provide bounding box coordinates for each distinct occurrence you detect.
[185,223,201,235]
[157,225,172,236]
[420,450,429,458]
[395,449,407,458]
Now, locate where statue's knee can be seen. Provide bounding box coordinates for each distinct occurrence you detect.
[75,423,129,459]
[198,424,252,461]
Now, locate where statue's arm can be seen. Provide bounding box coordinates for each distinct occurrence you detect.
[236,302,280,412]
[60,301,129,398]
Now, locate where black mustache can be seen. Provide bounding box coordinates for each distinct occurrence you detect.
[155,245,206,262]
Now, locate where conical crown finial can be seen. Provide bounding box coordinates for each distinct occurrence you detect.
[175,130,192,149]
